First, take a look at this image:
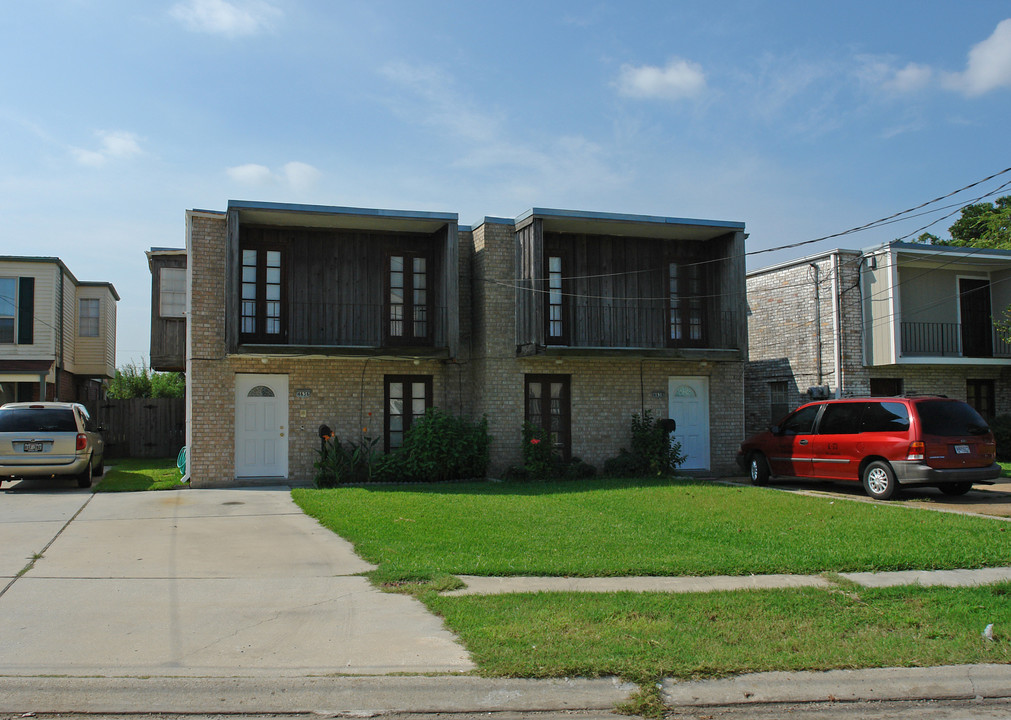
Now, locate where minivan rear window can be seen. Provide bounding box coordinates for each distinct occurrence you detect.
[0,408,78,433]
[916,400,990,436]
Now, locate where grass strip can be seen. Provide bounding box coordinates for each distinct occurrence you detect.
[423,583,1011,681]
[292,478,1011,578]
[93,457,187,492]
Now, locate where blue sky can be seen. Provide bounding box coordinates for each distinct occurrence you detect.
[3,0,1011,366]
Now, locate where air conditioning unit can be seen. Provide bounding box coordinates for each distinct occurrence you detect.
[807,385,831,400]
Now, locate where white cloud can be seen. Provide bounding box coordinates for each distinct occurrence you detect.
[71,130,143,167]
[943,18,1011,96]
[170,0,280,38]
[227,162,322,190]
[616,59,707,101]
[885,62,933,93]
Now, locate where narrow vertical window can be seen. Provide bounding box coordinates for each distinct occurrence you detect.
[384,375,432,451]
[159,267,186,318]
[79,298,100,337]
[265,250,282,336]
[769,380,789,424]
[548,256,563,340]
[0,278,15,344]
[668,261,705,346]
[386,252,431,344]
[241,249,257,335]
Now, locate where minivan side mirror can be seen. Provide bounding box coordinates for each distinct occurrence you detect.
[770,425,781,436]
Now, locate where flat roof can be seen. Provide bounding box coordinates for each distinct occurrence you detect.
[515,207,745,241]
[0,256,119,300]
[227,200,458,234]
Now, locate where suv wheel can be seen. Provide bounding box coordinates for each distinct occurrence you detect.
[862,460,898,500]
[939,482,973,496]
[749,453,770,486]
[76,460,92,489]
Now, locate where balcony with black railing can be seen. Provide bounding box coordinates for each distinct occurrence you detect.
[900,321,1011,359]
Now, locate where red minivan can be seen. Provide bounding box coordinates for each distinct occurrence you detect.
[736,396,999,499]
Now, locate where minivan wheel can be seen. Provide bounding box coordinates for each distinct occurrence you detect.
[76,461,92,489]
[939,482,973,496]
[862,461,898,500]
[749,453,770,486]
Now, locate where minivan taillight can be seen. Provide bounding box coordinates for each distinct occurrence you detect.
[907,441,925,461]
[76,434,87,451]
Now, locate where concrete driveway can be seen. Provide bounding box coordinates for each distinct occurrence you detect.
[0,481,473,678]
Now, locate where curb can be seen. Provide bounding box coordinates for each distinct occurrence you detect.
[662,664,1011,706]
[0,675,638,715]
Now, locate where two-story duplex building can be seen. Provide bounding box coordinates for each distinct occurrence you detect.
[745,241,1011,435]
[0,256,118,405]
[171,200,747,487]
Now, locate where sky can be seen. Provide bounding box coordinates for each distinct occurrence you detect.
[2,0,1011,367]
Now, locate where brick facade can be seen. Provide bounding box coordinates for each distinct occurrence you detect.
[746,249,1011,436]
[185,206,746,487]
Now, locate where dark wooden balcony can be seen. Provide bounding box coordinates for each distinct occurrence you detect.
[900,321,1011,358]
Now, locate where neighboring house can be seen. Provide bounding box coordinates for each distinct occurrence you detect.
[0,256,119,405]
[178,200,748,487]
[146,247,187,372]
[745,241,1011,436]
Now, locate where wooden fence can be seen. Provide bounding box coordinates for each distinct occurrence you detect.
[85,398,185,459]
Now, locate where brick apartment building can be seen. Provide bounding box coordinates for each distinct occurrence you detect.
[154,200,749,487]
[745,242,1011,436]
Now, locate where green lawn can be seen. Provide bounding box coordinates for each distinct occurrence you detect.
[93,457,187,492]
[428,583,1011,681]
[291,477,1011,579]
[1001,461,1011,477]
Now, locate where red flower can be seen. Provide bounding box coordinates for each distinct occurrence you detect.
[530,438,540,445]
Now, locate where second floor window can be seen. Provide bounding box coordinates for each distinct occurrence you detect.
[546,255,566,343]
[669,262,704,345]
[240,246,285,343]
[0,278,15,344]
[160,268,186,318]
[79,298,100,337]
[387,253,430,344]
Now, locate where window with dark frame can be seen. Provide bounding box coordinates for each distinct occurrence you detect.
[869,378,903,397]
[668,261,704,346]
[966,379,995,421]
[769,380,790,425]
[524,374,571,461]
[385,375,433,451]
[0,278,15,344]
[387,253,430,344]
[546,255,566,343]
[239,245,286,343]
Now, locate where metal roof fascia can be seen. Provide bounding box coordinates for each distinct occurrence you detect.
[227,199,458,223]
[523,207,745,230]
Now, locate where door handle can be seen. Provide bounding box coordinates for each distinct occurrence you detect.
[799,439,808,445]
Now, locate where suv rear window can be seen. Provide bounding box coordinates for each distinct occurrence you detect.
[0,408,78,433]
[916,400,990,436]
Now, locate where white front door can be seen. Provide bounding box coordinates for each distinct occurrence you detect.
[235,374,288,478]
[668,376,710,470]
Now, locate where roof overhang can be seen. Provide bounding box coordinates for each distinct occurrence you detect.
[227,200,458,234]
[872,241,1011,273]
[0,359,54,382]
[515,207,745,241]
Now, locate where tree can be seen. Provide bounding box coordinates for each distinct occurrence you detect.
[106,361,185,399]
[915,195,1011,250]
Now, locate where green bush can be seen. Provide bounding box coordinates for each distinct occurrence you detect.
[522,421,556,480]
[991,414,1011,462]
[400,409,490,482]
[603,410,685,477]
[313,435,380,487]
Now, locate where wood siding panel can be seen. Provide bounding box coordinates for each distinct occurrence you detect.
[148,255,187,371]
[0,262,57,359]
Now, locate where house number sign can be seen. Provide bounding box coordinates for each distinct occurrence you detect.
[295,389,312,398]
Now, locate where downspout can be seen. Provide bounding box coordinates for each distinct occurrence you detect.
[55,265,66,401]
[809,264,822,387]
[831,251,842,398]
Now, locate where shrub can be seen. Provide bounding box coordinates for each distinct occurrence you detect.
[313,435,380,487]
[400,409,490,482]
[603,410,685,477]
[522,422,556,480]
[991,414,1011,462]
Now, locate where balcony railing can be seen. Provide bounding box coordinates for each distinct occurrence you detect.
[552,304,741,351]
[900,321,1011,358]
[249,302,450,348]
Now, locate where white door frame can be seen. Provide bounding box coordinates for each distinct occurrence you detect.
[234,374,288,479]
[667,376,710,471]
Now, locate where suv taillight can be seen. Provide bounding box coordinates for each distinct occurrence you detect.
[907,441,925,461]
[76,434,87,451]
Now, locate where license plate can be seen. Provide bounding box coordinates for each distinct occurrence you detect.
[954,444,971,455]
[22,442,43,453]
